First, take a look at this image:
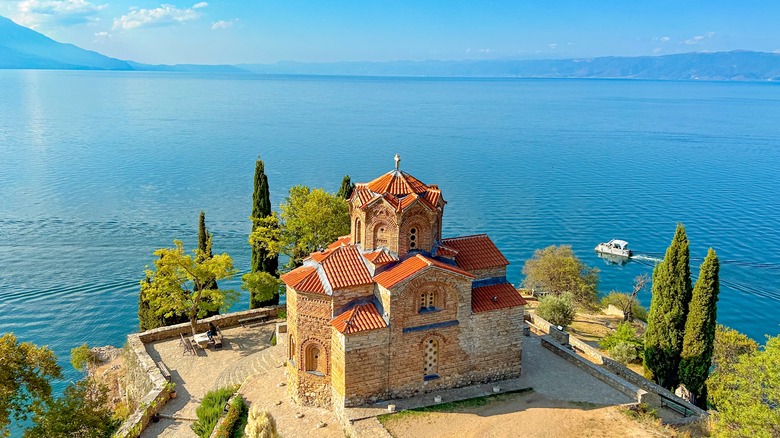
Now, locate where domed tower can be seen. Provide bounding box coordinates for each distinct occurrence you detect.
[349,155,445,257]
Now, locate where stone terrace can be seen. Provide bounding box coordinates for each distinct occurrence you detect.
[140,323,343,437]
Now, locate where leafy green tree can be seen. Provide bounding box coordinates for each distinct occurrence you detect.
[70,344,97,372]
[0,334,61,437]
[535,293,575,327]
[242,271,283,309]
[644,223,692,389]
[707,335,780,437]
[601,292,648,322]
[250,157,279,278]
[679,248,720,407]
[713,324,758,371]
[337,175,354,199]
[24,378,119,438]
[522,245,599,305]
[250,185,350,269]
[600,322,643,350]
[141,240,239,336]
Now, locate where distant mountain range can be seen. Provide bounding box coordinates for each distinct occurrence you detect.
[0,15,244,72]
[3,14,780,80]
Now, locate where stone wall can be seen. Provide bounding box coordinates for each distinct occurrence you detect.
[540,337,658,407]
[137,306,282,343]
[464,306,523,382]
[337,328,391,407]
[115,334,170,438]
[469,266,507,280]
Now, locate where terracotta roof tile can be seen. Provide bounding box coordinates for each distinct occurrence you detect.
[364,249,398,266]
[433,242,459,258]
[442,234,509,271]
[281,266,326,294]
[366,171,430,196]
[472,282,527,313]
[374,254,475,288]
[331,303,387,334]
[327,235,352,250]
[320,245,373,290]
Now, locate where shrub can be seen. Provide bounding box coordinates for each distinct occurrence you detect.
[610,342,640,364]
[600,292,648,322]
[600,322,643,351]
[213,395,248,438]
[192,386,238,438]
[536,293,575,327]
[244,405,279,438]
[70,344,97,372]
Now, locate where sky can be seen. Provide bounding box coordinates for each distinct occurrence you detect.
[1,0,779,65]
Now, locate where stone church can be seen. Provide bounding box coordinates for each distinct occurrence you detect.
[281,156,526,413]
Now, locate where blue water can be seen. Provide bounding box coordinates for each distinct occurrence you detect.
[1,71,780,401]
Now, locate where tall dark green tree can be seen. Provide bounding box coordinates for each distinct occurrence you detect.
[679,248,720,407]
[250,157,279,307]
[198,211,220,317]
[337,175,354,199]
[644,223,693,389]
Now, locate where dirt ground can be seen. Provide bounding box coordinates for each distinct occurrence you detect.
[380,391,666,438]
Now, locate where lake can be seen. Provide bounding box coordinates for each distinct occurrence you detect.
[1,71,779,398]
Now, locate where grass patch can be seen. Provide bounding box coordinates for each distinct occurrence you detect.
[192,385,239,438]
[377,388,533,426]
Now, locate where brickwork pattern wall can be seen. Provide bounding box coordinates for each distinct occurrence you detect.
[464,306,524,382]
[470,266,508,280]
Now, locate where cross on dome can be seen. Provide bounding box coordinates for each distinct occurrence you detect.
[394,153,401,170]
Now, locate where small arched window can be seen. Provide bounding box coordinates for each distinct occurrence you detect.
[355,218,362,244]
[409,227,417,249]
[423,338,439,378]
[289,336,296,363]
[305,344,324,375]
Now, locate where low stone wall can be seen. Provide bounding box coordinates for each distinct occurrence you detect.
[568,335,606,363]
[114,334,170,438]
[138,306,283,343]
[540,337,658,407]
[528,313,569,345]
[601,357,706,418]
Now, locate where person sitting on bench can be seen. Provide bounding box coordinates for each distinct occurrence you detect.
[207,322,217,341]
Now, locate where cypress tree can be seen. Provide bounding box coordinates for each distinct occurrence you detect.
[337,175,355,199]
[644,223,693,389]
[679,248,720,407]
[198,211,218,290]
[250,157,279,306]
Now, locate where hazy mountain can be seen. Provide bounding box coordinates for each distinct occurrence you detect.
[242,51,780,81]
[0,15,245,72]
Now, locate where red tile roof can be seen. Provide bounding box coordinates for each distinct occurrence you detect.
[352,170,445,213]
[472,283,527,313]
[331,303,387,334]
[280,266,326,294]
[374,254,475,288]
[364,249,398,266]
[327,235,351,250]
[433,243,459,258]
[441,234,509,271]
[320,245,373,290]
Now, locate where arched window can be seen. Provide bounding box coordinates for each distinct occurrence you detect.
[289,336,296,363]
[373,222,389,247]
[423,338,439,378]
[419,290,440,312]
[305,344,325,375]
[409,227,417,249]
[355,218,362,244]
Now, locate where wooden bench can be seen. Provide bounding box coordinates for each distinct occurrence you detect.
[179,333,196,356]
[238,315,269,327]
[156,361,171,381]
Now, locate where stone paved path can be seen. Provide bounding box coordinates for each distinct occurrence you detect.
[141,324,279,438]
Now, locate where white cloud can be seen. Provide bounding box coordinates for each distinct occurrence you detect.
[478,48,491,53]
[653,47,663,54]
[548,43,558,50]
[112,3,207,31]
[16,0,107,26]
[93,30,110,41]
[211,18,237,30]
[683,32,715,45]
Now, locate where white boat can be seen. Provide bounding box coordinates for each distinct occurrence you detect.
[595,239,632,258]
